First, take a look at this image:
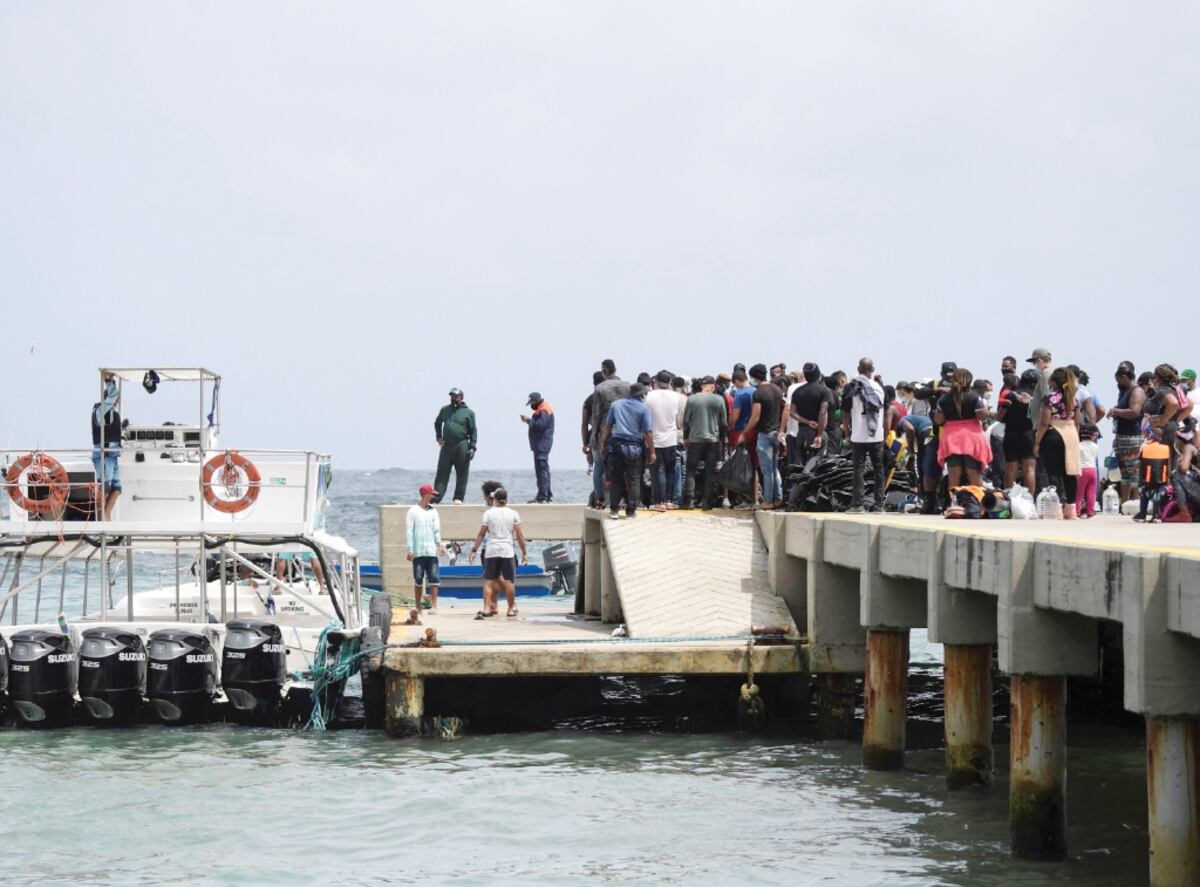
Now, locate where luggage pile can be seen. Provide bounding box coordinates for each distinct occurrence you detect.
[784,454,917,513]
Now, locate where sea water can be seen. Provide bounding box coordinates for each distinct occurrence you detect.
[0,468,1149,885]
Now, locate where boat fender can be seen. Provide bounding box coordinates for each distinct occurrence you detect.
[359,626,385,729]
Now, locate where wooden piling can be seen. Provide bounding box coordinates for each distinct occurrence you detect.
[863,629,908,770]
[1010,674,1067,861]
[384,673,424,738]
[1147,717,1200,886]
[944,643,993,788]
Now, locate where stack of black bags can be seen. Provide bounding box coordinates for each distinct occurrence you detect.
[784,453,917,513]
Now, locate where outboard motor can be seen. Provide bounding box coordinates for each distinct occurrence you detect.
[221,620,286,725]
[542,542,577,596]
[79,627,147,726]
[147,629,217,725]
[7,629,76,727]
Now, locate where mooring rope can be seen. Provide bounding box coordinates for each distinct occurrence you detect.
[305,621,361,731]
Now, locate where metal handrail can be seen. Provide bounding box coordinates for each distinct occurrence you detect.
[0,448,331,459]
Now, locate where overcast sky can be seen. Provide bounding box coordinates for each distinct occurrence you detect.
[3,4,1197,470]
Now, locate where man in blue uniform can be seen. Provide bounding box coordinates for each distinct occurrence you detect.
[521,392,555,503]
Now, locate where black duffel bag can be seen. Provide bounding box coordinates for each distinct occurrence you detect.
[718,444,755,496]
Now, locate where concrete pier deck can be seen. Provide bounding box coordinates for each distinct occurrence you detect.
[383,599,802,677]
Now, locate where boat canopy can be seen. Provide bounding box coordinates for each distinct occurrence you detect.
[100,367,220,383]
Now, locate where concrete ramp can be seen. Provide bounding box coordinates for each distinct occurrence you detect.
[600,513,796,638]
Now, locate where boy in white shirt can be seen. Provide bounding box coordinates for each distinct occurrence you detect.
[468,488,528,618]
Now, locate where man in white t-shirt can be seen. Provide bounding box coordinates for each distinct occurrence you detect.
[644,371,684,511]
[784,374,804,468]
[841,357,886,513]
[468,487,527,618]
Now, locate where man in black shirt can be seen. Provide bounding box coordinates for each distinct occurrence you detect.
[745,363,784,508]
[580,371,604,507]
[912,362,956,513]
[788,363,831,468]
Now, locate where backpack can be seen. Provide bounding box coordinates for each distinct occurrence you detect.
[855,379,883,437]
[1174,384,1193,422]
[1141,440,1171,486]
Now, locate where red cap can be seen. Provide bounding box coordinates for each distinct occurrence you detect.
[419,483,437,497]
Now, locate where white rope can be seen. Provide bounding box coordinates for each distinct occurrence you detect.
[4,337,38,453]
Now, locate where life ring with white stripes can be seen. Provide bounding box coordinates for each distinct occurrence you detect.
[201,450,262,514]
[6,452,69,515]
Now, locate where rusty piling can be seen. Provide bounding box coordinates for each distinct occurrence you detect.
[1009,674,1067,861]
[384,673,424,737]
[944,643,993,788]
[1147,717,1200,886]
[863,629,908,770]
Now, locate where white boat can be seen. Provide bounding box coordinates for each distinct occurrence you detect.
[0,367,384,729]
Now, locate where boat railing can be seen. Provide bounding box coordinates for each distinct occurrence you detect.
[0,448,332,526]
[0,532,361,630]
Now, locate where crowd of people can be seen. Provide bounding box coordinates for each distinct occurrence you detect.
[422,352,1200,525]
[409,352,1200,615]
[578,353,1200,523]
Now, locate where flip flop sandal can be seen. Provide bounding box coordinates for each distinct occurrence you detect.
[506,610,519,618]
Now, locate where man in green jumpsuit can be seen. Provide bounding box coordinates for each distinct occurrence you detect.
[433,388,478,503]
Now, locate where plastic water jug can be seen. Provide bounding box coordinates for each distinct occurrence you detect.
[1102,486,1120,515]
[1036,486,1063,520]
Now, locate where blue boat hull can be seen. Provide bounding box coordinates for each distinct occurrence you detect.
[350,563,554,598]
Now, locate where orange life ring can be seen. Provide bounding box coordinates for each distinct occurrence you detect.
[201,450,262,514]
[6,452,69,515]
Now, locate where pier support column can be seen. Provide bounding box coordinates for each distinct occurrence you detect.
[582,519,602,617]
[1147,717,1200,886]
[385,673,424,738]
[600,542,622,624]
[1009,674,1067,861]
[944,644,993,788]
[863,629,909,770]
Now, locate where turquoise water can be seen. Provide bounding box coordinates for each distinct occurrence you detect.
[0,469,1150,885]
[0,728,1146,885]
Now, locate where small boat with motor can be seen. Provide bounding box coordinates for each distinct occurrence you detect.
[345,541,578,599]
[0,367,386,730]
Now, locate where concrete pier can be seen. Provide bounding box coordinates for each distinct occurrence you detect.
[1009,674,1068,861]
[862,629,908,770]
[943,643,993,788]
[380,505,1200,882]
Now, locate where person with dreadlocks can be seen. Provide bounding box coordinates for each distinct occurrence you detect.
[1034,367,1083,519]
[935,367,991,489]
